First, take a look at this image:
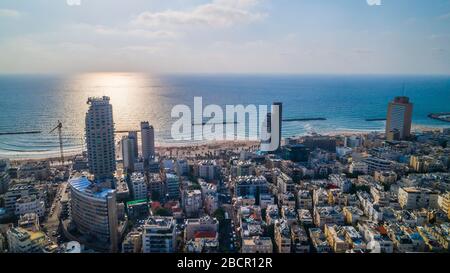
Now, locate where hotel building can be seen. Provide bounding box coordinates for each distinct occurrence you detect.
[68,176,118,252]
[386,96,413,141]
[85,96,116,181]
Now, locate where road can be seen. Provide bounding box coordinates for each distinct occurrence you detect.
[43,182,67,243]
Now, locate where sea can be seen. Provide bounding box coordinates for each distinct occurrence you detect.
[0,73,449,159]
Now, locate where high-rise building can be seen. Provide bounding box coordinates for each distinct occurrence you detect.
[386,96,413,141]
[121,136,135,173]
[141,122,155,163]
[165,173,180,200]
[68,176,118,252]
[85,96,116,180]
[128,131,139,160]
[129,172,148,200]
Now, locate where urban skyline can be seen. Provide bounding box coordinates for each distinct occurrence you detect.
[0,1,450,267]
[1,94,449,254]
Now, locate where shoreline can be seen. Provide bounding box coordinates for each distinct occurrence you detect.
[3,125,447,163]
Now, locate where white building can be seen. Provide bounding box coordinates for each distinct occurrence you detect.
[196,160,219,181]
[398,187,439,210]
[130,172,148,200]
[142,217,176,253]
[182,190,203,218]
[349,161,369,175]
[14,196,45,218]
[184,216,219,241]
[85,96,116,180]
[204,193,218,215]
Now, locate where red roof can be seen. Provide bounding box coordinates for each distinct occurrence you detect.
[151,202,161,210]
[194,231,217,239]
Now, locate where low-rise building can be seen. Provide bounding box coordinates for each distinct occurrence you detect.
[122,231,142,253]
[291,224,310,253]
[14,195,45,218]
[142,217,176,253]
[309,228,331,253]
[241,236,273,253]
[182,189,203,218]
[398,187,439,210]
[314,206,345,228]
[274,219,291,253]
[6,227,46,253]
[184,216,219,241]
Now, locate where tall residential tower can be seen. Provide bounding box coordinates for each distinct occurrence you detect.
[85,96,116,181]
[141,122,155,163]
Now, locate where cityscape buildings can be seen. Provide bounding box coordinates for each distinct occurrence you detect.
[0,95,449,255]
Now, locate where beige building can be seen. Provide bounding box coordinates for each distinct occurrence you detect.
[398,187,439,210]
[6,227,46,253]
[324,224,349,253]
[438,192,450,220]
[374,171,397,184]
[274,219,291,253]
[122,231,142,253]
[241,236,273,253]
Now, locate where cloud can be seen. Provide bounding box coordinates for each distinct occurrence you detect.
[131,0,266,28]
[70,23,180,39]
[437,12,450,20]
[0,9,20,18]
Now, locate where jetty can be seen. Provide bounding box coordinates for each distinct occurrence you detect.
[283,118,326,122]
[365,118,387,122]
[0,131,42,136]
[428,113,450,123]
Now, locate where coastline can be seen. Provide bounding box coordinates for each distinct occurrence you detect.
[3,124,447,163]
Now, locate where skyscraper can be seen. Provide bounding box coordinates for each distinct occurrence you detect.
[121,136,134,173]
[128,131,139,160]
[85,96,116,181]
[386,96,413,141]
[141,122,155,163]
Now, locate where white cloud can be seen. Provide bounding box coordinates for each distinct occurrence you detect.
[132,0,265,28]
[0,9,20,18]
[70,23,180,39]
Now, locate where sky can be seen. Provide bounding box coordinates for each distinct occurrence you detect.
[0,0,450,75]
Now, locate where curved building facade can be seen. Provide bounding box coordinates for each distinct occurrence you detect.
[69,176,118,252]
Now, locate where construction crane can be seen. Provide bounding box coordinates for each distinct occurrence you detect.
[50,121,64,165]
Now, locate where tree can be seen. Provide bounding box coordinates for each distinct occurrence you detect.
[151,190,161,202]
[213,208,226,223]
[154,208,172,217]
